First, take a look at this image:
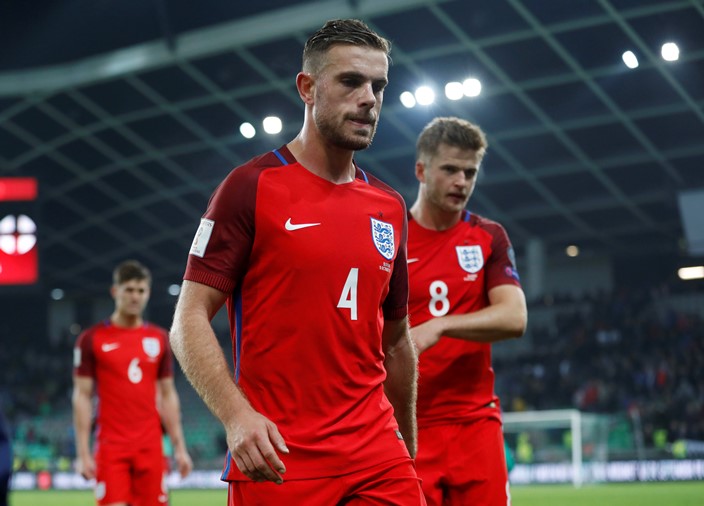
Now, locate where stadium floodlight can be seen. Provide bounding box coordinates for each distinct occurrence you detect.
[400,91,416,108]
[661,42,680,61]
[262,116,282,134]
[566,245,579,257]
[622,50,639,69]
[445,82,464,100]
[239,122,256,139]
[50,288,65,300]
[462,78,482,97]
[415,86,435,106]
[678,266,704,280]
[168,284,181,296]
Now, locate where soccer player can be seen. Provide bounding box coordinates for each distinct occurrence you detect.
[407,117,528,506]
[73,260,192,506]
[170,18,425,505]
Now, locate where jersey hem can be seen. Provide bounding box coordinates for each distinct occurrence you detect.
[220,455,412,482]
[184,267,234,294]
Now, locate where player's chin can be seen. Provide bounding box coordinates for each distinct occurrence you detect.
[444,201,466,213]
[342,134,373,151]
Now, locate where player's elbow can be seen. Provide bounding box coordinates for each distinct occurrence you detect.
[507,309,528,339]
[169,325,186,362]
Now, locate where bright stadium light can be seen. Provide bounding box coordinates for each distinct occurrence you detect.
[463,78,482,97]
[400,91,416,108]
[50,288,65,300]
[661,42,680,61]
[239,122,256,139]
[262,116,283,134]
[168,284,181,296]
[566,245,580,257]
[415,86,435,106]
[622,50,639,69]
[678,266,704,280]
[445,82,464,100]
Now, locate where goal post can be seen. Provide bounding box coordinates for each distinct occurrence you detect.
[503,409,611,487]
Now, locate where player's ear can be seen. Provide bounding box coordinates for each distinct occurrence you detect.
[296,72,315,104]
[109,284,117,299]
[415,161,426,183]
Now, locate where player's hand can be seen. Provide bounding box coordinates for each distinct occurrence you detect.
[76,454,96,480]
[226,408,289,484]
[174,447,193,478]
[410,319,442,354]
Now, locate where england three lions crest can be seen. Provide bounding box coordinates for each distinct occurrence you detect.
[456,245,484,273]
[370,218,395,260]
[142,337,161,358]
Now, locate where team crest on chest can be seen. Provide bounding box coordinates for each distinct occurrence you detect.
[142,337,160,358]
[456,245,484,273]
[370,217,395,260]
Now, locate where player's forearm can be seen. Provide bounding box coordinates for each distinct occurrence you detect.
[72,390,93,458]
[383,330,418,458]
[437,301,527,343]
[170,312,253,430]
[160,390,188,452]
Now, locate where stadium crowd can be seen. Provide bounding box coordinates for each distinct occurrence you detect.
[496,283,704,447]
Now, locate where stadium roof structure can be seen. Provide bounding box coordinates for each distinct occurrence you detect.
[2,0,704,295]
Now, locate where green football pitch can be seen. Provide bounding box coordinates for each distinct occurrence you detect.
[8,482,704,505]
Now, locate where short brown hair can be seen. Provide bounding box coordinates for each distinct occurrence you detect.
[416,117,488,163]
[113,260,151,285]
[302,18,391,74]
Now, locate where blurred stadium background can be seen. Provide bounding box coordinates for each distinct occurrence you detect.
[1,0,703,500]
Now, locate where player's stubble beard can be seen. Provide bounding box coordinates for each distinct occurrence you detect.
[316,108,378,151]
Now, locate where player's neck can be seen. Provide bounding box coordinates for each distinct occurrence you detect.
[110,311,144,329]
[410,198,462,232]
[287,135,356,184]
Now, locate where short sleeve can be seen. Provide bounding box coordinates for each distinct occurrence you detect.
[382,197,409,320]
[73,328,96,378]
[157,328,174,379]
[485,222,522,291]
[183,165,260,294]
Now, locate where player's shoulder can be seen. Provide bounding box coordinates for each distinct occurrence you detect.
[360,168,407,209]
[468,212,507,235]
[211,147,290,200]
[226,147,290,179]
[75,320,108,345]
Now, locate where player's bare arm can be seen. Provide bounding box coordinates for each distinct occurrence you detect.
[72,375,96,480]
[158,377,193,478]
[382,316,418,458]
[411,284,527,354]
[170,280,289,484]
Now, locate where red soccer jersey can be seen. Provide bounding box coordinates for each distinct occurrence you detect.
[185,146,410,480]
[408,211,521,427]
[73,321,172,446]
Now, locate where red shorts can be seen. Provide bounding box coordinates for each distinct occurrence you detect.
[415,418,510,506]
[228,458,426,505]
[95,441,167,506]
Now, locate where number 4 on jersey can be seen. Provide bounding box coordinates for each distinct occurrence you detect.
[337,268,359,320]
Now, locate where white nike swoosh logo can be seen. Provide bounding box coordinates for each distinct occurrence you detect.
[101,343,120,352]
[285,218,321,231]
[407,258,420,264]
